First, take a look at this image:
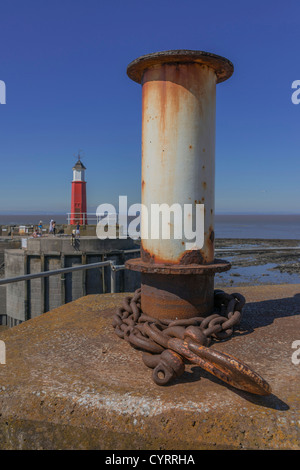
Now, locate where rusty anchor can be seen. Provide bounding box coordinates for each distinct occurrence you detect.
[142,323,271,395]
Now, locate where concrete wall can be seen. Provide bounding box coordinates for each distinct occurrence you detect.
[5,237,141,326]
[0,240,21,264]
[28,256,43,319]
[0,240,22,325]
[5,250,26,327]
[45,256,62,312]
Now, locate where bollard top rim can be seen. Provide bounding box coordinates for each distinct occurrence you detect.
[127,50,234,84]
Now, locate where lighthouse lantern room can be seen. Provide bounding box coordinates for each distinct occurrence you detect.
[70,155,87,225]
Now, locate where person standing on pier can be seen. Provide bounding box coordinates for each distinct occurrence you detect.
[49,219,54,235]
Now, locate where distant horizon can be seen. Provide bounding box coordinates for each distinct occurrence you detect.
[0,211,300,216]
[0,211,299,240]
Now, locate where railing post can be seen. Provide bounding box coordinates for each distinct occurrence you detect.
[101,254,106,294]
[24,253,29,321]
[60,254,65,305]
[110,260,116,294]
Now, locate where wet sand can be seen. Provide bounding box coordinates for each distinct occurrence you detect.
[215,238,300,288]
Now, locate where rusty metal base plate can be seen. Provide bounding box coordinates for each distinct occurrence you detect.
[125,257,231,275]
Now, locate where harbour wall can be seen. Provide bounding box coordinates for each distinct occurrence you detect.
[4,237,140,327]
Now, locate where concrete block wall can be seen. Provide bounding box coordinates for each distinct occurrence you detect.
[5,250,26,327]
[85,255,103,295]
[65,256,84,303]
[4,237,141,326]
[28,256,43,319]
[0,240,21,265]
[45,257,62,312]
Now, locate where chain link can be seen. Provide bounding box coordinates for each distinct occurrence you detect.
[113,288,245,385]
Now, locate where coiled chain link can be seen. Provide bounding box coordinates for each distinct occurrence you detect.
[113,288,245,385]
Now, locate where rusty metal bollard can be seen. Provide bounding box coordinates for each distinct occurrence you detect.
[126,50,234,320]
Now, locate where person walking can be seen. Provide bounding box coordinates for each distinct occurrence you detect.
[38,221,43,235]
[49,219,54,235]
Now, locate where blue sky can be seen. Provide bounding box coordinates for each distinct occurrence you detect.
[0,0,299,214]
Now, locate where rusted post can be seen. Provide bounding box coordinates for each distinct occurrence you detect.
[126,50,233,320]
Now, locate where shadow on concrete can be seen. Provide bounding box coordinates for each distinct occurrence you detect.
[212,292,300,340]
[173,366,290,411]
[239,292,300,329]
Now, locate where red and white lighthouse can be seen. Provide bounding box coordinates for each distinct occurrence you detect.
[70,156,87,225]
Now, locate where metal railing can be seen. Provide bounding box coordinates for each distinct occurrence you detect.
[0,260,127,293]
[0,245,141,288]
[66,212,118,225]
[0,260,124,324]
[0,248,141,326]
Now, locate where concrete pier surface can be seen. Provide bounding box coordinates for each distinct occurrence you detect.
[0,284,299,450]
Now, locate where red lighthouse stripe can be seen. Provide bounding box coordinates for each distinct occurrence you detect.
[70,181,87,225]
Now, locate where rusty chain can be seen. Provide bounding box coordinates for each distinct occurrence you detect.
[113,288,246,386]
